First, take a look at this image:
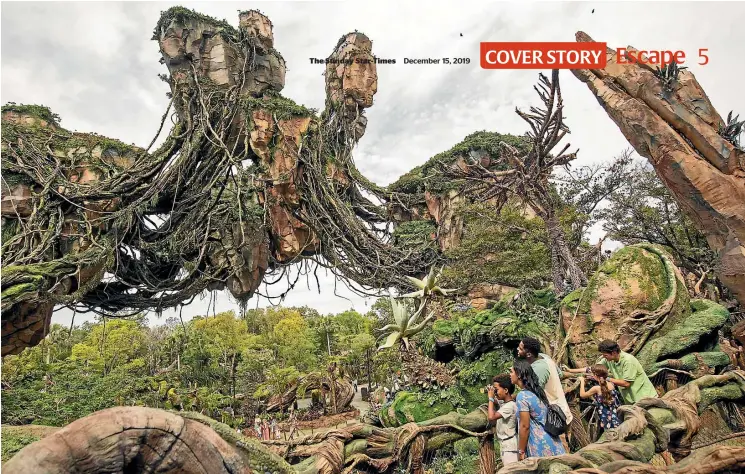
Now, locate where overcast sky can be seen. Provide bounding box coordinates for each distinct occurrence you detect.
[2,1,744,327]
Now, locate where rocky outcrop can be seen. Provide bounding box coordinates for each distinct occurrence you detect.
[572,31,745,306]
[157,8,285,98]
[560,244,731,374]
[3,406,293,473]
[467,283,517,310]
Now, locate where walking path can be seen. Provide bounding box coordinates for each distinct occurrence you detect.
[292,384,371,437]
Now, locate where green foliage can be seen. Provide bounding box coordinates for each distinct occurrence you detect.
[377,297,433,350]
[2,305,382,427]
[443,201,551,289]
[425,449,480,474]
[371,346,402,385]
[392,220,438,253]
[255,366,301,399]
[387,131,531,194]
[718,111,744,148]
[153,6,236,40]
[598,162,717,287]
[272,312,317,371]
[1,102,60,125]
[69,318,147,375]
[381,348,512,427]
[1,429,40,462]
[430,289,557,360]
[453,437,480,457]
[653,60,687,93]
[242,93,317,121]
[555,150,635,248]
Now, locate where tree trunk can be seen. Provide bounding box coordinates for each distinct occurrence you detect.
[329,372,338,415]
[549,240,566,294]
[571,31,745,306]
[479,432,497,474]
[231,354,237,399]
[366,348,372,387]
[545,213,588,293]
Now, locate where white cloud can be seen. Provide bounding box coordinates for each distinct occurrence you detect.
[2,1,743,327]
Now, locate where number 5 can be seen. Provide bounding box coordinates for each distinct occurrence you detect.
[698,48,709,65]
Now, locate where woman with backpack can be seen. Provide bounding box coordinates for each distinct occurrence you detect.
[510,359,567,460]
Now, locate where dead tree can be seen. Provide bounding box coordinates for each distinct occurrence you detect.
[441,70,587,294]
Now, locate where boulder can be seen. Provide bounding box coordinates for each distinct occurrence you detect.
[559,243,734,373]
[467,283,517,310]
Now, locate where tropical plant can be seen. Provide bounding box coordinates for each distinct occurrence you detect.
[377,297,434,351]
[718,110,744,148]
[401,266,457,299]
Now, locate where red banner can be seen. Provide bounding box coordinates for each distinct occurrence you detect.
[480,42,607,69]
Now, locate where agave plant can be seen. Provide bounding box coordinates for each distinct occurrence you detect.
[400,266,457,299]
[377,297,433,351]
[719,111,744,148]
[653,60,687,94]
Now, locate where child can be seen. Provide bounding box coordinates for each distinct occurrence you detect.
[579,364,621,431]
[487,374,518,466]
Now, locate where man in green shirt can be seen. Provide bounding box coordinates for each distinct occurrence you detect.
[596,340,658,404]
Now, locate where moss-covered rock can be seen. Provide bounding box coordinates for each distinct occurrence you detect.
[379,349,512,428]
[380,391,457,427]
[430,288,555,361]
[387,131,530,195]
[637,298,730,372]
[1,103,60,126]
[453,437,480,457]
[1,430,39,463]
[561,244,691,367]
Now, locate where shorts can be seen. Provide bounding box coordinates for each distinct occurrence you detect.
[500,450,518,465]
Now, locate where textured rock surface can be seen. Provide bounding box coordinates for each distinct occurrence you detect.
[424,189,466,251]
[561,244,689,366]
[467,283,517,310]
[3,406,292,473]
[572,31,745,306]
[560,244,731,375]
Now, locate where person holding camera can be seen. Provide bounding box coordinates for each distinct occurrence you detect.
[578,364,621,431]
[564,340,657,405]
[487,374,518,465]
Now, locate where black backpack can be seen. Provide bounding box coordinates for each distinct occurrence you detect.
[544,403,567,437]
